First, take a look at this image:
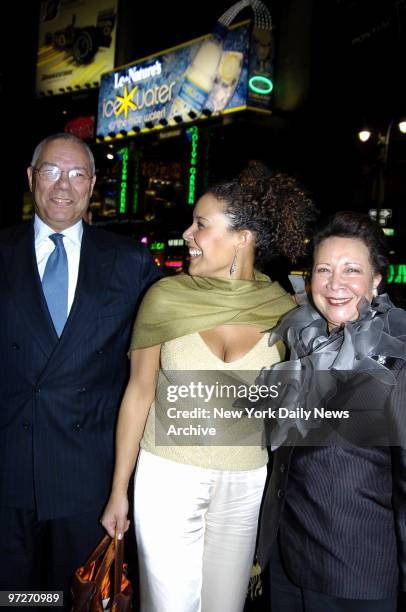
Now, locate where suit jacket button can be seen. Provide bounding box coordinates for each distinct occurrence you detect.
[73,423,82,431]
[277,489,284,499]
[12,343,20,350]
[97,349,104,355]
[22,420,30,430]
[279,463,286,473]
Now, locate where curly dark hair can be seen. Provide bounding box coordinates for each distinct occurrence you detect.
[208,160,316,266]
[312,212,389,289]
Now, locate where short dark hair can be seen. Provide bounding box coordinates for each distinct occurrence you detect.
[312,211,388,289]
[208,160,316,266]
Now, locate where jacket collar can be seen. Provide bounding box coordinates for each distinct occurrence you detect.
[3,221,117,377]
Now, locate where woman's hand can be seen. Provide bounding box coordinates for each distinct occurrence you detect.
[100,492,130,539]
[100,346,160,539]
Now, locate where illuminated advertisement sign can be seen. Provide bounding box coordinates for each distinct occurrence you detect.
[387,264,406,285]
[186,126,199,205]
[248,27,274,106]
[97,22,273,138]
[36,0,118,97]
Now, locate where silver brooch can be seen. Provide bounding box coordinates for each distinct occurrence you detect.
[376,355,386,365]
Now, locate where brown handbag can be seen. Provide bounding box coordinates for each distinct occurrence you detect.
[71,534,133,611]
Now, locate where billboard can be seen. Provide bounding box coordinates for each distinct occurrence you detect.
[36,0,118,97]
[96,21,274,138]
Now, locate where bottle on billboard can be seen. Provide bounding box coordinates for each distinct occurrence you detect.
[206,50,243,113]
[168,23,227,124]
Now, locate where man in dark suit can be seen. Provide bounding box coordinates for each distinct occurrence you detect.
[0,133,161,607]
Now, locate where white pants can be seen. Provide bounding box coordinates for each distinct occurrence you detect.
[134,450,267,612]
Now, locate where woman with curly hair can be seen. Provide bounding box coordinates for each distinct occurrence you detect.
[101,161,316,612]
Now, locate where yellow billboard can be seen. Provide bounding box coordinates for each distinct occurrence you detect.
[36,0,118,97]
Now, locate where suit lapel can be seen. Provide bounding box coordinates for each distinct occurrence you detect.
[40,224,117,379]
[3,222,58,357]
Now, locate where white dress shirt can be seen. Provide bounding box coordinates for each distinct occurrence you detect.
[34,214,83,316]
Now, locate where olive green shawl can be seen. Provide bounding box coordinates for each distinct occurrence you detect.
[130,272,295,350]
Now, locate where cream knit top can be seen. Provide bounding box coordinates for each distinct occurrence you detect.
[140,331,284,470]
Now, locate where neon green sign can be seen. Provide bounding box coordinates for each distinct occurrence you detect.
[387,264,406,284]
[133,150,141,214]
[383,228,395,236]
[187,126,199,205]
[150,242,165,250]
[118,147,129,214]
[248,75,273,94]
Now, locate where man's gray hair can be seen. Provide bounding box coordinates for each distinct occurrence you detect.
[31,133,96,175]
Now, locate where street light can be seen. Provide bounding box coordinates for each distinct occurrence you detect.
[358,129,371,142]
[357,118,406,148]
[357,118,406,223]
[357,118,406,150]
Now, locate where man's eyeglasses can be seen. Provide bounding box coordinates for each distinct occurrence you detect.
[33,163,93,185]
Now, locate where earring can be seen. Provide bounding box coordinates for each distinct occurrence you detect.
[372,287,378,298]
[230,251,238,276]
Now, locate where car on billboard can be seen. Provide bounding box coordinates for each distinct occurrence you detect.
[45,8,116,64]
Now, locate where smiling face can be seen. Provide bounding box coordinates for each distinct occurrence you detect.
[311,236,382,331]
[27,138,96,232]
[182,193,253,280]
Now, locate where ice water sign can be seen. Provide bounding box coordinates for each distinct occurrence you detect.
[97,20,273,138]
